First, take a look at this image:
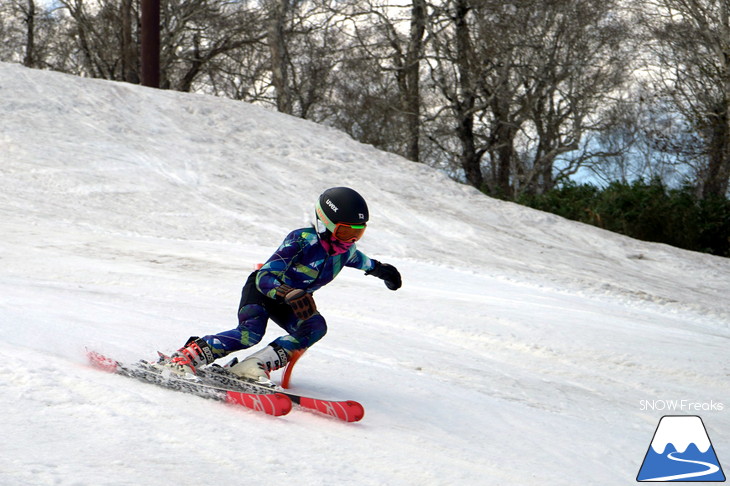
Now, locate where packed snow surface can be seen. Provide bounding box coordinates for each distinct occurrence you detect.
[1,62,728,485]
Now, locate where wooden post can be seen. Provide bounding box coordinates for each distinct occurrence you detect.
[140,0,160,88]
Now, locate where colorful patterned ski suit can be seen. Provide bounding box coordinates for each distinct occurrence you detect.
[201,227,375,359]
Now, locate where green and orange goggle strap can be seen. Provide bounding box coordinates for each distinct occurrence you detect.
[315,202,367,242]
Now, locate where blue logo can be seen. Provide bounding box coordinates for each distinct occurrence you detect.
[637,415,725,482]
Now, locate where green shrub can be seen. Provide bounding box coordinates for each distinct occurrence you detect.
[516,180,730,257]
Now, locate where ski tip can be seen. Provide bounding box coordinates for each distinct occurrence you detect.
[345,401,365,422]
[298,397,365,422]
[274,393,294,416]
[86,349,119,373]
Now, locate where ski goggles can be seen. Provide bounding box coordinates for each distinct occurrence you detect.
[316,202,367,242]
[332,222,367,243]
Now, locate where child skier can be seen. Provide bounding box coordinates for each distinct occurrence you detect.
[156,187,402,384]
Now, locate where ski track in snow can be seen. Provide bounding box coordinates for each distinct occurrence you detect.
[1,62,729,485]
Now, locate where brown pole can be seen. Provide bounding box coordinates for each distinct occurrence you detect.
[140,0,160,88]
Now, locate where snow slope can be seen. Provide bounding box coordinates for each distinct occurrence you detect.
[1,62,728,485]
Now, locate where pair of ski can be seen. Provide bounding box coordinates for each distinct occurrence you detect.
[87,350,364,422]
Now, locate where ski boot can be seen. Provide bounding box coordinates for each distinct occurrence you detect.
[155,336,215,376]
[230,343,290,386]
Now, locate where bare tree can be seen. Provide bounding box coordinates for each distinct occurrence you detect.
[0,0,38,67]
[181,0,337,117]
[324,43,407,153]
[0,0,62,68]
[1,0,639,200]
[57,0,142,79]
[402,0,426,161]
[426,0,630,197]
[426,0,528,193]
[21,0,35,67]
[49,0,264,91]
[266,0,293,113]
[511,0,631,195]
[639,0,730,198]
[322,0,427,161]
[120,0,138,83]
[271,0,342,119]
[159,0,264,92]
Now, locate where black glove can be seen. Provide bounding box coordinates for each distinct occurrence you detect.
[366,260,402,290]
[285,289,318,321]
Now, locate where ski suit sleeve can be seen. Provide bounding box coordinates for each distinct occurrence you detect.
[346,249,375,272]
[256,231,305,299]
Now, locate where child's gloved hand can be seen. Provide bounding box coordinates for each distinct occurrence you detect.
[366,260,402,290]
[275,283,294,298]
[285,289,318,320]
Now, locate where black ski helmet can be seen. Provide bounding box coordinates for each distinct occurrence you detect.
[315,187,369,232]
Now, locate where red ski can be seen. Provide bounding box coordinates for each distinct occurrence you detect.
[87,350,365,422]
[201,363,365,422]
[87,350,292,417]
[292,396,364,423]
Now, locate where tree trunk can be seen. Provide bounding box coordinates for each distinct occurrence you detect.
[268,0,292,114]
[704,101,730,197]
[454,0,482,188]
[491,91,516,198]
[403,0,426,162]
[23,0,35,68]
[121,0,139,84]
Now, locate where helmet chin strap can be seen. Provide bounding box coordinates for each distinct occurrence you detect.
[315,218,328,235]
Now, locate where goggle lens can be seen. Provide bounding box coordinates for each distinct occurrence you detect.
[333,223,366,242]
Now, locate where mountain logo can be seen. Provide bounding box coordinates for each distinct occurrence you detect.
[637,415,726,482]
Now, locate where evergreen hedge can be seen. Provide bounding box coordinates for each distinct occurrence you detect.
[516,179,730,257]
